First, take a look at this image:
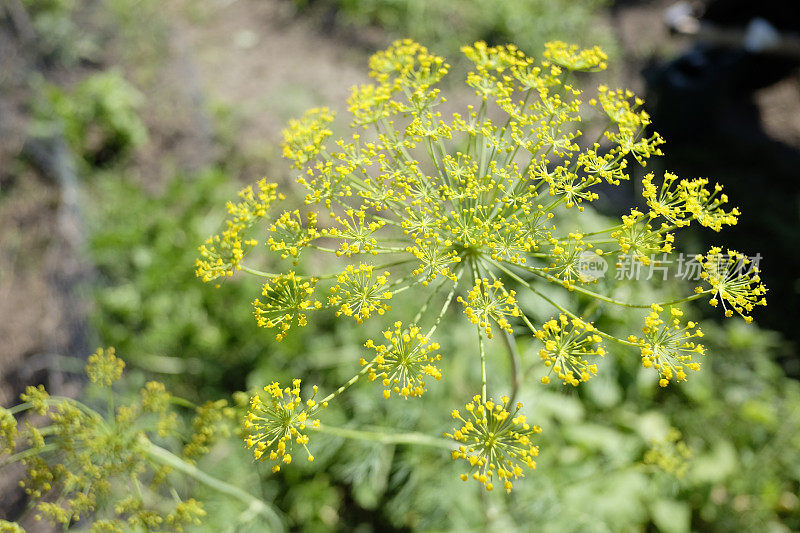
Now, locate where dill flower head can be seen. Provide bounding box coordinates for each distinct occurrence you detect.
[20,384,50,415]
[140,381,171,413]
[0,407,17,455]
[611,209,674,265]
[695,248,767,323]
[447,396,542,493]
[196,38,767,491]
[364,321,442,399]
[268,209,320,262]
[543,41,608,71]
[282,107,335,168]
[328,263,393,323]
[0,520,26,533]
[195,180,282,283]
[643,428,692,479]
[458,278,520,338]
[642,172,739,231]
[244,380,323,471]
[629,305,704,387]
[535,314,605,386]
[4,348,220,531]
[86,347,124,387]
[253,271,322,340]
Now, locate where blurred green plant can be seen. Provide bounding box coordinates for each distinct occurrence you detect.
[87,169,267,394]
[19,0,97,62]
[30,70,147,166]
[298,0,615,59]
[0,348,282,532]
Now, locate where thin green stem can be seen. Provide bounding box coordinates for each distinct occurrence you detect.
[240,265,280,278]
[313,424,454,449]
[7,402,32,415]
[501,260,712,309]
[170,396,198,410]
[138,436,284,532]
[478,327,487,403]
[502,332,521,405]
[426,275,460,338]
[316,360,376,407]
[0,444,57,468]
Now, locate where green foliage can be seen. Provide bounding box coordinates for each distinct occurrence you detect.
[88,169,266,394]
[30,70,147,165]
[20,0,96,62]
[0,350,273,532]
[303,0,614,59]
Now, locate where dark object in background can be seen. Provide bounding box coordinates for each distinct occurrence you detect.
[644,0,800,373]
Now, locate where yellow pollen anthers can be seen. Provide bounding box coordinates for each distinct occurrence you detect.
[364,322,441,399]
[642,172,740,231]
[543,41,608,72]
[695,248,767,323]
[535,315,604,386]
[325,208,385,257]
[406,238,461,286]
[611,209,674,266]
[590,85,664,166]
[369,39,450,94]
[86,347,125,388]
[244,380,322,469]
[458,278,520,338]
[253,272,321,341]
[267,210,320,262]
[328,263,392,324]
[196,179,282,283]
[543,232,601,286]
[281,107,335,168]
[446,396,542,493]
[629,305,705,386]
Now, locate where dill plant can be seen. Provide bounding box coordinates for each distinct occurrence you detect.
[0,348,281,531]
[194,39,767,493]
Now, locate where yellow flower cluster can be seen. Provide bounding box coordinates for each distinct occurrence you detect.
[3,349,220,531]
[642,172,739,231]
[267,209,320,262]
[1,406,17,455]
[196,38,767,491]
[327,208,384,256]
[535,315,604,386]
[458,278,520,338]
[543,41,608,71]
[282,107,335,168]
[86,347,124,387]
[696,248,767,322]
[328,263,392,323]
[253,272,321,341]
[612,209,674,265]
[629,305,704,387]
[244,380,323,471]
[195,180,281,283]
[447,396,542,493]
[545,232,602,285]
[643,428,692,479]
[363,322,442,399]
